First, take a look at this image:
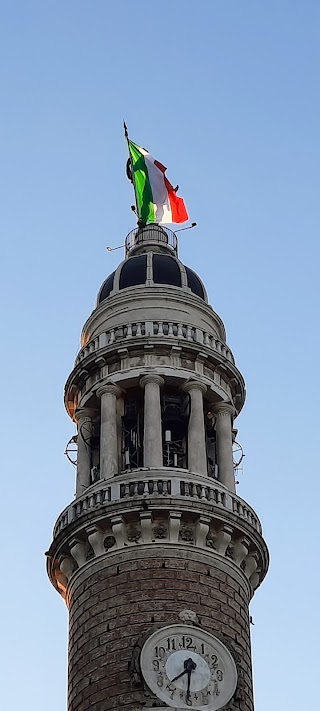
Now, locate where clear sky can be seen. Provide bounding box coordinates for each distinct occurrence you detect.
[1,2,319,709]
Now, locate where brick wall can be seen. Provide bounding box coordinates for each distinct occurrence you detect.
[68,551,254,711]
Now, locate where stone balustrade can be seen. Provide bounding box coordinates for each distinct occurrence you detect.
[53,470,262,538]
[75,321,235,366]
[48,470,268,602]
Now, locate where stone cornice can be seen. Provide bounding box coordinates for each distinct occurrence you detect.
[64,342,245,420]
[47,494,268,605]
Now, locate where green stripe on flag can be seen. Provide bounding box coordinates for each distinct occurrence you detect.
[129,141,155,223]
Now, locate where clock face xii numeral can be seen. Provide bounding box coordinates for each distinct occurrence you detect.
[154,635,206,656]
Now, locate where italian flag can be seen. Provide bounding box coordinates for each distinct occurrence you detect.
[128,140,188,225]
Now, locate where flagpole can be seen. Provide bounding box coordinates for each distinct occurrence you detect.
[124,121,141,226]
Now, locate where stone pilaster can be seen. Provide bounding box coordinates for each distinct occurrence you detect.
[75,407,93,497]
[96,382,122,479]
[213,402,235,492]
[140,374,164,467]
[183,380,207,476]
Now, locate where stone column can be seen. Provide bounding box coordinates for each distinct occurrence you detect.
[140,374,164,467]
[183,381,207,476]
[212,402,235,492]
[97,383,122,480]
[75,408,93,497]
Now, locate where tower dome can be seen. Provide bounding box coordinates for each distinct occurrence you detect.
[97,253,207,303]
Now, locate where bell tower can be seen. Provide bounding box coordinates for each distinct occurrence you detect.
[47,224,269,711]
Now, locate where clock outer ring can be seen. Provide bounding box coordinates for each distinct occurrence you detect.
[140,623,238,711]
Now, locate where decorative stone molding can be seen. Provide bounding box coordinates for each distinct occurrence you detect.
[214,524,234,555]
[195,515,211,547]
[87,525,105,556]
[74,406,95,424]
[212,401,235,418]
[96,381,122,399]
[182,379,207,395]
[140,373,165,388]
[169,512,181,543]
[178,609,199,625]
[47,497,268,602]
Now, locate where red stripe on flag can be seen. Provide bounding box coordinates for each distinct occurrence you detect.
[154,159,167,173]
[164,177,188,223]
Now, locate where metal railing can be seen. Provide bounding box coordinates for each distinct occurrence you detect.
[125,225,178,256]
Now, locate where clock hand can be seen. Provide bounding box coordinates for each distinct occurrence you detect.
[171,658,197,689]
[185,658,197,701]
[186,668,191,700]
[170,668,188,683]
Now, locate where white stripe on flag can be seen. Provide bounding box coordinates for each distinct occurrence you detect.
[144,153,172,223]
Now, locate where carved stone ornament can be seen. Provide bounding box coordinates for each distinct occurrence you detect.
[103,535,116,550]
[178,609,199,625]
[153,523,167,539]
[179,526,194,542]
[206,530,216,548]
[85,543,95,561]
[225,545,234,559]
[128,639,143,686]
[127,526,142,543]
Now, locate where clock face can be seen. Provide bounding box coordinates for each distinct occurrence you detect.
[140,624,237,710]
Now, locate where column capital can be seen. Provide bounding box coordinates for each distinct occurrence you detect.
[96,382,122,399]
[212,401,235,417]
[75,407,94,424]
[140,373,164,388]
[182,379,207,395]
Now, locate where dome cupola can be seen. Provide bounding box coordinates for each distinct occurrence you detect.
[98,225,207,303]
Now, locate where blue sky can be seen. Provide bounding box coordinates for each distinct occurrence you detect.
[1,2,319,709]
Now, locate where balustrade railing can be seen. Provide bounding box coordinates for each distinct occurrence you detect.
[120,479,171,498]
[75,321,234,366]
[53,472,261,538]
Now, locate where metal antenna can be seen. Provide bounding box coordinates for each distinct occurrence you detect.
[175,222,197,233]
[106,244,125,252]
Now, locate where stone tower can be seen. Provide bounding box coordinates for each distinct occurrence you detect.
[47,224,269,711]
